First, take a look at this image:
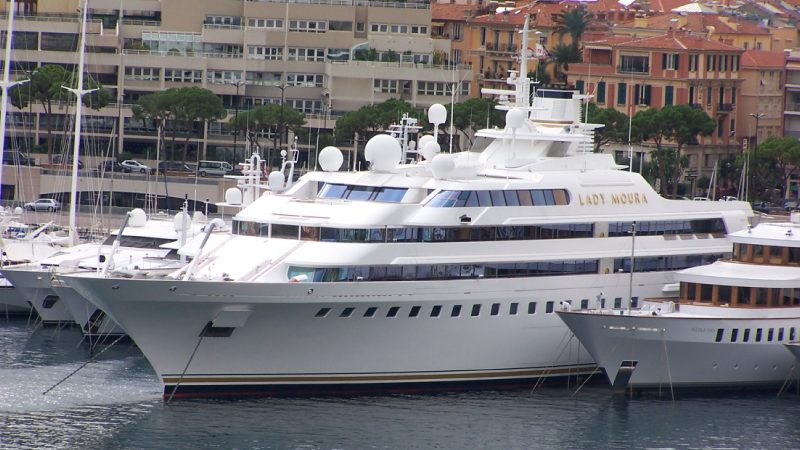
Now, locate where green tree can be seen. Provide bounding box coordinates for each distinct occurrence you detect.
[586,102,629,153]
[10,64,110,162]
[633,105,715,198]
[751,136,800,201]
[174,87,226,161]
[132,89,180,160]
[449,97,502,150]
[228,103,305,166]
[546,43,581,84]
[551,4,594,53]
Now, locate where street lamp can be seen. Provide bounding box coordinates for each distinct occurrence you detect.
[231,79,245,162]
[748,112,765,202]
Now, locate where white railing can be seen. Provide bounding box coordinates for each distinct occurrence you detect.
[121,49,243,59]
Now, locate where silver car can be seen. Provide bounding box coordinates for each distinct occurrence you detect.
[24,198,61,212]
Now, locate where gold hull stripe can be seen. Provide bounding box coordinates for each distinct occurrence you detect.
[163,365,598,385]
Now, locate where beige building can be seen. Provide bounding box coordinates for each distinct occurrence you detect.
[0,0,470,205]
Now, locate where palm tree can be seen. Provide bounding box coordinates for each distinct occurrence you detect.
[551,4,594,53]
[547,43,580,84]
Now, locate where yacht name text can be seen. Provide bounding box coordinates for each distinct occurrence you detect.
[578,192,649,206]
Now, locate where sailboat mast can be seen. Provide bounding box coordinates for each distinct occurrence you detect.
[517,14,530,109]
[0,1,16,191]
[66,0,92,245]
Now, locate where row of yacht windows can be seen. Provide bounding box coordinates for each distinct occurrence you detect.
[715,327,797,343]
[289,260,599,282]
[313,298,638,319]
[608,219,726,236]
[683,283,800,307]
[318,184,409,202]
[733,243,800,266]
[614,254,725,274]
[427,189,570,207]
[232,220,728,243]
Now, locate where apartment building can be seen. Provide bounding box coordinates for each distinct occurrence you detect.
[568,29,744,183]
[786,49,800,140]
[0,0,470,166]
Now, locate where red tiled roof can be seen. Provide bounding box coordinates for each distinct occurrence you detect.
[431,3,475,22]
[741,49,786,68]
[588,30,743,51]
[616,12,770,35]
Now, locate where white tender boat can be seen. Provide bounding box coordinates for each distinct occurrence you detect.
[61,17,753,399]
[558,217,800,394]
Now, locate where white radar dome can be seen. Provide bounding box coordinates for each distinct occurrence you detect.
[365,134,401,172]
[268,170,285,191]
[14,206,22,215]
[128,208,147,227]
[173,211,190,232]
[428,103,447,125]
[319,146,343,172]
[430,153,455,179]
[192,211,207,224]
[418,134,435,150]
[506,108,525,129]
[225,187,243,205]
[421,140,441,161]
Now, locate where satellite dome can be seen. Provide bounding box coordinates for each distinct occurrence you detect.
[365,134,401,172]
[128,208,147,227]
[225,187,242,205]
[268,170,285,191]
[319,146,343,172]
[428,103,447,125]
[421,140,441,161]
[430,153,455,179]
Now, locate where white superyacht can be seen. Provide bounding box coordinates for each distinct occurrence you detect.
[62,18,753,399]
[558,217,800,394]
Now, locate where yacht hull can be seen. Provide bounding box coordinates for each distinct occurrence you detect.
[50,284,125,337]
[558,309,800,390]
[0,283,33,316]
[1,267,74,324]
[64,271,674,399]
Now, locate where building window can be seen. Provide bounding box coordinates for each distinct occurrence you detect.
[287,47,325,62]
[207,70,242,84]
[164,69,202,83]
[289,20,327,33]
[453,22,463,40]
[575,80,584,94]
[662,53,679,70]
[247,18,283,30]
[665,85,674,106]
[688,54,698,72]
[596,81,606,104]
[617,82,627,105]
[374,79,399,93]
[247,46,283,61]
[288,73,324,87]
[634,84,651,105]
[124,67,160,81]
[619,54,649,73]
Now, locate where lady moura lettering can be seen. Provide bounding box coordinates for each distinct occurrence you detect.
[578,192,648,206]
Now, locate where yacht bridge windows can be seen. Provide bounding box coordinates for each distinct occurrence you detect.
[288,259,600,282]
[426,189,570,207]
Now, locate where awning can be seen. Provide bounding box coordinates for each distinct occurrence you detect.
[431,21,445,27]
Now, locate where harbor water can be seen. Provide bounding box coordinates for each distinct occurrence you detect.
[2,317,800,450]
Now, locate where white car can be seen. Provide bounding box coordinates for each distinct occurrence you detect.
[121,160,151,174]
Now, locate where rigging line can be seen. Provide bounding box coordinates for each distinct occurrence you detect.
[167,335,205,403]
[661,329,675,401]
[42,332,127,395]
[570,366,602,399]
[776,365,797,398]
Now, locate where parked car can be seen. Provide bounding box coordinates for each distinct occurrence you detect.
[98,160,131,173]
[752,201,772,214]
[718,196,738,202]
[52,154,83,169]
[197,160,234,177]
[158,161,193,174]
[121,159,151,174]
[23,198,61,212]
[1,150,37,166]
[783,200,799,211]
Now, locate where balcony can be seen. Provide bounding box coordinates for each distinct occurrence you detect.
[485,42,518,54]
[616,65,649,75]
[717,103,733,113]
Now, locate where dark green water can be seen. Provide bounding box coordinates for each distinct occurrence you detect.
[2,318,800,449]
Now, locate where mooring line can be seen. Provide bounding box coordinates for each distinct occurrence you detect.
[42,333,127,395]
